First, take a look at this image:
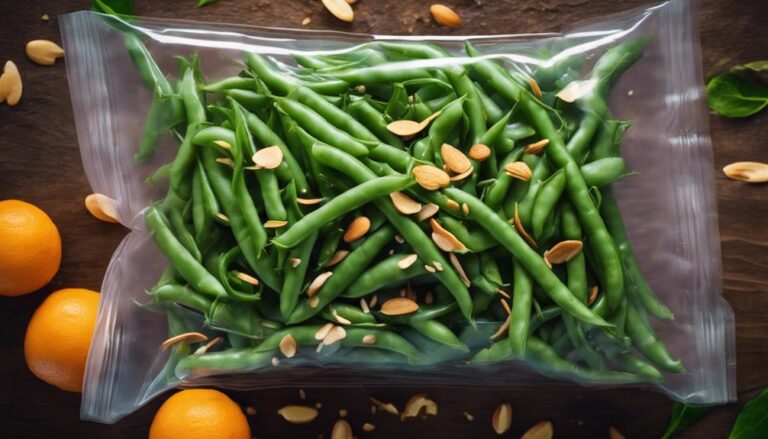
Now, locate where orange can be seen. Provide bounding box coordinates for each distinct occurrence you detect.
[0,199,62,296]
[149,389,251,439]
[24,288,100,392]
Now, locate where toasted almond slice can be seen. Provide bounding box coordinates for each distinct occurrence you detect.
[216,157,235,167]
[264,219,288,228]
[402,393,438,419]
[301,17,311,26]
[308,271,333,297]
[161,332,207,351]
[609,426,626,439]
[245,406,257,415]
[279,333,297,358]
[326,249,349,267]
[546,240,583,264]
[424,263,436,273]
[362,423,375,432]
[448,253,471,287]
[501,298,511,315]
[430,4,462,26]
[297,197,324,205]
[524,139,550,155]
[449,166,474,182]
[514,202,538,249]
[370,397,399,415]
[271,356,280,366]
[299,389,306,400]
[588,285,599,305]
[380,297,419,316]
[315,322,335,341]
[343,216,371,242]
[193,336,222,355]
[332,309,352,325]
[390,192,422,215]
[235,271,260,286]
[397,254,419,270]
[277,405,319,424]
[557,78,598,103]
[0,61,22,106]
[462,203,470,216]
[413,165,450,190]
[355,84,366,93]
[252,145,283,170]
[362,334,377,345]
[216,213,230,222]
[322,325,347,345]
[309,296,320,308]
[289,257,302,268]
[441,143,472,174]
[26,39,64,65]
[369,294,378,308]
[492,403,513,435]
[430,218,467,252]
[464,411,475,422]
[321,0,354,22]
[387,119,422,137]
[417,203,439,222]
[468,143,491,161]
[432,261,444,272]
[213,140,231,149]
[395,234,406,244]
[446,199,460,211]
[504,161,532,181]
[332,419,352,439]
[496,288,511,299]
[723,161,768,183]
[360,298,370,314]
[521,420,554,439]
[528,78,543,98]
[41,14,50,21]
[490,316,511,341]
[85,193,120,223]
[543,250,552,269]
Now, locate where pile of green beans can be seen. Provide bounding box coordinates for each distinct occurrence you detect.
[128,31,682,384]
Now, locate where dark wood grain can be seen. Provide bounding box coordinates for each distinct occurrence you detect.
[1,0,767,438]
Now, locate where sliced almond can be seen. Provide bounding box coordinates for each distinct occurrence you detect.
[504,161,532,181]
[430,218,467,252]
[432,261,444,272]
[308,271,333,297]
[490,316,511,341]
[321,0,354,22]
[370,397,399,415]
[609,426,626,439]
[450,166,474,182]
[380,297,419,316]
[543,250,552,269]
[279,333,297,358]
[369,294,378,308]
[85,193,120,223]
[332,419,353,439]
[546,240,583,264]
[355,84,366,93]
[362,423,375,432]
[252,145,284,170]
[528,78,543,98]
[492,403,513,435]
[514,202,538,249]
[315,322,335,341]
[395,234,405,244]
[524,139,550,155]
[723,161,768,183]
[468,143,491,161]
[216,157,235,167]
[462,203,470,216]
[297,197,324,205]
[441,143,472,174]
[332,309,352,325]
[245,406,257,415]
[521,420,554,439]
[500,298,511,315]
[387,111,442,137]
[430,4,462,26]
[309,296,320,308]
[402,393,438,419]
[264,219,288,228]
[397,253,419,270]
[213,140,231,149]
[557,78,598,103]
[390,192,422,215]
[464,411,475,422]
[288,257,302,268]
[417,203,439,221]
[192,336,222,355]
[412,165,450,190]
[0,61,22,106]
[301,17,311,26]
[360,298,370,314]
[449,253,471,287]
[25,39,64,65]
[41,14,50,21]
[322,325,347,345]
[588,285,599,305]
[277,405,319,424]
[160,332,207,351]
[216,213,230,222]
[343,216,371,242]
[424,263,436,273]
[235,271,260,286]
[326,249,349,267]
[446,199,460,210]
[362,334,377,345]
[496,288,511,299]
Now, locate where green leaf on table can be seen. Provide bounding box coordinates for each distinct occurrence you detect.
[729,388,768,439]
[706,73,768,118]
[92,0,134,16]
[197,0,218,6]
[660,403,715,439]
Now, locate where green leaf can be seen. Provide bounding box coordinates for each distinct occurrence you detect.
[729,388,768,439]
[92,0,133,15]
[707,73,768,117]
[660,403,715,439]
[197,0,218,6]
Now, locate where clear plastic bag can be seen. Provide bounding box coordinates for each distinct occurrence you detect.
[60,0,735,424]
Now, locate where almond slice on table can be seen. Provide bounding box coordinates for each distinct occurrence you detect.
[85,193,120,223]
[308,271,333,297]
[524,139,550,155]
[321,0,354,22]
[252,145,283,169]
[723,161,768,183]
[160,332,208,351]
[25,39,64,65]
[545,240,583,265]
[397,253,419,269]
[491,403,513,435]
[556,78,598,103]
[380,297,419,316]
[0,61,23,106]
[430,218,467,252]
[412,165,451,190]
[504,161,533,181]
[402,393,438,419]
[430,4,462,27]
[277,405,319,424]
[370,397,399,415]
[387,110,442,137]
[390,192,422,215]
[441,143,472,174]
[609,426,627,439]
[468,143,491,161]
[343,216,371,242]
[417,203,440,221]
[279,333,297,358]
[521,420,554,439]
[331,418,353,439]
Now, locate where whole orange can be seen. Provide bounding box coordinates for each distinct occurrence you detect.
[24,288,100,392]
[0,199,62,296]
[149,389,251,439]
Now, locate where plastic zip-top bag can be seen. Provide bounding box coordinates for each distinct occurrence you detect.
[60,0,735,423]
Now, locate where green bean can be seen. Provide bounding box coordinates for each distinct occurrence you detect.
[176,348,275,375]
[342,254,428,298]
[153,284,213,314]
[526,337,643,383]
[484,147,524,211]
[385,82,410,120]
[245,52,349,95]
[427,97,465,164]
[376,302,458,325]
[625,303,683,373]
[226,89,269,112]
[439,216,497,252]
[202,76,258,93]
[321,303,377,325]
[581,158,628,187]
[590,120,632,161]
[168,206,202,262]
[324,62,434,85]
[531,168,566,238]
[618,352,663,381]
[346,97,407,148]
[410,319,467,351]
[509,259,533,357]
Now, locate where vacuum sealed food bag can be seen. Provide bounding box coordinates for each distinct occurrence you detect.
[60,0,735,423]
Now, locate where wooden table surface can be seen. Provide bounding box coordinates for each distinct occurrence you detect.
[1,0,767,437]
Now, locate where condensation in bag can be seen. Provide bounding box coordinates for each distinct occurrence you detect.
[59,0,735,424]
